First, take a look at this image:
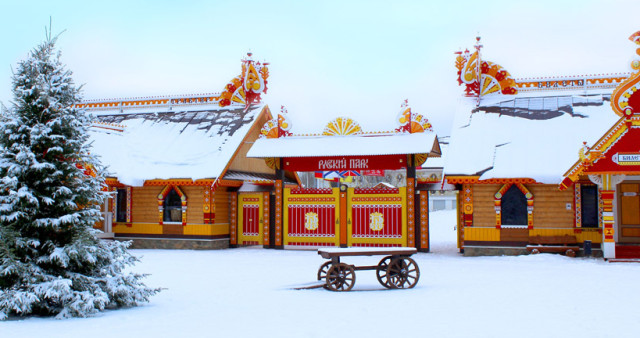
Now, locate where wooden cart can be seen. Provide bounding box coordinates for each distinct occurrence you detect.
[317,247,420,291]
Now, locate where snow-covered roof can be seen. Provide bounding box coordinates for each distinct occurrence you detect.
[444,88,621,184]
[88,100,266,186]
[247,132,439,158]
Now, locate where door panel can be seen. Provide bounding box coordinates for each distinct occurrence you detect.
[619,183,640,243]
[347,187,407,247]
[238,193,264,245]
[282,188,340,247]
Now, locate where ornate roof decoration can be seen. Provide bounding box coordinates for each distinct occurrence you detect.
[561,31,640,190]
[395,100,433,133]
[611,31,640,117]
[322,117,363,136]
[259,105,292,139]
[255,104,434,139]
[455,36,518,98]
[219,52,269,109]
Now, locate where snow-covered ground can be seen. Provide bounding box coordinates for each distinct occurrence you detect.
[3,210,640,337]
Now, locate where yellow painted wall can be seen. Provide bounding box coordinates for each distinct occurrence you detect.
[471,184,500,227]
[465,227,500,242]
[467,183,594,243]
[472,184,574,229]
[214,187,231,225]
[182,185,204,224]
[184,223,230,236]
[529,185,574,229]
[113,222,162,235]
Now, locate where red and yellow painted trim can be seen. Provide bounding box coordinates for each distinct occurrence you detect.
[462,184,473,227]
[346,186,407,247]
[419,190,429,251]
[229,192,238,245]
[238,193,265,245]
[157,185,187,225]
[446,176,538,185]
[494,183,533,229]
[282,187,340,247]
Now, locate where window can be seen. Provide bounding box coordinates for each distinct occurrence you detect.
[501,185,528,226]
[433,200,446,211]
[116,188,127,222]
[163,189,183,223]
[581,185,599,228]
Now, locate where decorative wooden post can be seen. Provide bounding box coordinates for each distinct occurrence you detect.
[275,159,284,249]
[125,186,132,227]
[418,190,430,252]
[203,187,214,224]
[600,175,616,259]
[230,191,238,246]
[589,174,618,259]
[461,184,473,251]
[262,191,270,248]
[339,184,348,247]
[462,184,473,227]
[406,155,416,248]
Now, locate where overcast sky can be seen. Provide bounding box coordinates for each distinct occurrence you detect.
[2,0,640,135]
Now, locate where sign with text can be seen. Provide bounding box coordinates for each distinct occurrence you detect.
[283,155,406,172]
[613,152,640,166]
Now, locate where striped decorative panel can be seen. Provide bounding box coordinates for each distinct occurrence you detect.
[351,204,402,238]
[242,205,260,236]
[287,204,336,237]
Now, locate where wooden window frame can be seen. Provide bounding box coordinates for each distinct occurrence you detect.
[494,183,534,229]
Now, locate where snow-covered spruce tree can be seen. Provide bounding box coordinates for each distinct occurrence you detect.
[0,35,159,319]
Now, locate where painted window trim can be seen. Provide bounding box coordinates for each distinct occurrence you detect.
[158,185,187,226]
[494,183,533,229]
[575,183,600,230]
[111,186,132,226]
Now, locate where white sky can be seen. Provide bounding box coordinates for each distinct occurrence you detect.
[2,0,640,135]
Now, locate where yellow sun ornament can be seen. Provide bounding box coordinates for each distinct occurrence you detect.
[322,117,363,136]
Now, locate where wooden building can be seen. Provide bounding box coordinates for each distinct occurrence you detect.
[561,31,640,259]
[445,36,635,258]
[84,54,297,249]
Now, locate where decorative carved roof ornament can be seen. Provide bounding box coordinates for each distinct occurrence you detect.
[611,31,640,118]
[455,36,518,104]
[219,52,269,110]
[259,105,292,139]
[395,99,433,134]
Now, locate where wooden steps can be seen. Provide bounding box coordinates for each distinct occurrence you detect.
[615,244,640,259]
[608,258,640,263]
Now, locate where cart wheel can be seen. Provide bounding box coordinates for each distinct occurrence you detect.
[376,256,393,289]
[387,256,420,289]
[326,263,356,292]
[317,261,332,289]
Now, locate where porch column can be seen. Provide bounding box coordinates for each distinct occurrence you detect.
[590,174,623,259]
[406,155,416,248]
[601,187,616,259]
[274,160,284,249]
[418,190,430,252]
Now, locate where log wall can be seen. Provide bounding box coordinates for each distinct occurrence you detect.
[131,186,163,223]
[471,184,574,229]
[214,187,231,224]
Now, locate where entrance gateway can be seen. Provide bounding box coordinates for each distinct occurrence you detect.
[238,105,441,250]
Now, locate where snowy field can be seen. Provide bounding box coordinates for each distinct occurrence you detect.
[2,210,640,337]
